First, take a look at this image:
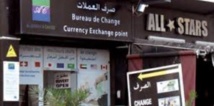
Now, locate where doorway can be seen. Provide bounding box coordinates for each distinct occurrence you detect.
[19,85,38,106]
[196,55,214,106]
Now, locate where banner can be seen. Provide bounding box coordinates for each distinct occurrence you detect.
[127,64,185,106]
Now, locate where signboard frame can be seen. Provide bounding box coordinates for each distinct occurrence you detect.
[127,64,185,106]
[19,0,132,42]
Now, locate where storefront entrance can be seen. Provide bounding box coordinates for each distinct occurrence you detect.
[20,85,38,106]
[19,45,111,106]
[128,46,197,105]
[196,55,214,106]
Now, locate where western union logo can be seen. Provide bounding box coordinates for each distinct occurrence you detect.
[6,45,17,57]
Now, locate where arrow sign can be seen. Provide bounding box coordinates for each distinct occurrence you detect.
[138,70,167,81]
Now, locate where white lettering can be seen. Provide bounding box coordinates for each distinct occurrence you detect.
[202,21,208,37]
[101,17,120,26]
[134,98,152,106]
[147,14,155,31]
[63,25,88,35]
[72,13,92,22]
[89,27,114,37]
[176,17,208,37]
[147,13,165,32]
[189,19,196,35]
[177,17,184,34]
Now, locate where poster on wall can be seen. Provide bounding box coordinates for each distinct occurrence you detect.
[19,45,43,85]
[44,47,77,71]
[3,61,19,101]
[54,72,71,89]
[127,64,185,106]
[77,48,110,106]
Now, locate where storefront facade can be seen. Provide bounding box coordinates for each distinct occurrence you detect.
[128,6,214,106]
[17,0,132,106]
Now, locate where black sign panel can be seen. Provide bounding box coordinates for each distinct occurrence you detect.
[127,64,185,106]
[20,0,132,42]
[134,7,213,43]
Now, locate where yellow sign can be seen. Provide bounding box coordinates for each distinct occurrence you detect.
[6,45,17,57]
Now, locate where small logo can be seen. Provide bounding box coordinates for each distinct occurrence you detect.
[32,0,50,22]
[8,63,15,70]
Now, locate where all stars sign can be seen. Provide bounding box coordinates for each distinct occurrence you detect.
[146,13,208,37]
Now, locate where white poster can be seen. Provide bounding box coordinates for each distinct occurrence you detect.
[54,72,71,89]
[44,47,76,71]
[19,45,43,85]
[77,48,110,106]
[3,61,19,101]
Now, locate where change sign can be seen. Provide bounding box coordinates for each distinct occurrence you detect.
[127,64,185,106]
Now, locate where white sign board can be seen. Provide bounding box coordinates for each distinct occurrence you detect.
[77,48,110,106]
[54,72,71,89]
[3,61,19,101]
[127,64,185,106]
[44,47,76,71]
[19,45,43,85]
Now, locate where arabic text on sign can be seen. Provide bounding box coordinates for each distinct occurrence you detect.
[77,2,116,14]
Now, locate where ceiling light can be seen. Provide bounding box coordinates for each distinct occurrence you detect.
[198,0,214,3]
[195,41,214,46]
[143,0,171,4]
[137,4,148,12]
[148,36,186,43]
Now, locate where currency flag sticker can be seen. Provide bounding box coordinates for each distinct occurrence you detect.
[57,63,64,68]
[48,63,52,67]
[80,64,87,69]
[35,61,41,67]
[20,61,28,67]
[101,65,108,70]
[68,63,75,69]
[91,64,97,70]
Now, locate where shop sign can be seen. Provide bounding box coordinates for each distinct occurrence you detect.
[127,64,185,106]
[146,13,208,37]
[20,0,132,42]
[54,72,71,89]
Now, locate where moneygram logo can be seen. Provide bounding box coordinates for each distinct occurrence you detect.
[32,0,50,22]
